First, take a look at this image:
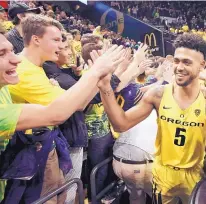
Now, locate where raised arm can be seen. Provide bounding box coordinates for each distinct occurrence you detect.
[16,45,125,130]
[116,44,148,92]
[16,71,101,130]
[98,77,157,132]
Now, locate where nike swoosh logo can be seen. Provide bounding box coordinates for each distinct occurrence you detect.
[163,106,172,109]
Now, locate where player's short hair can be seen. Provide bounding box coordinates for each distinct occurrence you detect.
[22,15,63,46]
[82,43,102,64]
[173,33,206,59]
[0,22,6,35]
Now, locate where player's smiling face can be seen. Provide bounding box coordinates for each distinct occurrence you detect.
[173,47,205,87]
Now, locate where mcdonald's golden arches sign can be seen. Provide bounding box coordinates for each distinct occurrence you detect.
[144,33,159,52]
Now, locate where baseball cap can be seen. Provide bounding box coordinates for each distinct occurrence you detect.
[0,6,7,12]
[8,3,40,19]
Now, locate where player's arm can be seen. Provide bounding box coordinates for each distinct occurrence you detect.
[99,81,160,132]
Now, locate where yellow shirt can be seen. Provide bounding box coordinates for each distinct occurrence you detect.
[93,26,102,38]
[170,28,175,33]
[182,25,189,32]
[197,30,204,37]
[72,40,82,55]
[203,34,206,41]
[0,86,22,148]
[0,86,22,202]
[156,84,206,168]
[9,56,64,105]
[1,21,14,31]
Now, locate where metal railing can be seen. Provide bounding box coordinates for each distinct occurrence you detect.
[32,178,84,204]
[90,156,118,204]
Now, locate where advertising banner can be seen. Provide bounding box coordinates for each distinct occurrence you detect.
[85,2,165,56]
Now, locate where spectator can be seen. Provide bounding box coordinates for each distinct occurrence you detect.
[143,16,149,23]
[0,17,125,203]
[71,29,82,55]
[81,42,116,203]
[132,6,137,18]
[43,34,87,204]
[6,3,40,54]
[59,10,68,20]
[54,6,61,15]
[6,14,125,203]
[46,9,55,19]
[0,6,14,31]
[7,15,68,204]
[81,33,103,47]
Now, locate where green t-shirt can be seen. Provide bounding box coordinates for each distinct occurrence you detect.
[0,86,23,201]
[85,103,110,139]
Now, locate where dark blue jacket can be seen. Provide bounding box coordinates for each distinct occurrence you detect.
[0,128,72,204]
[43,62,90,148]
[43,62,121,146]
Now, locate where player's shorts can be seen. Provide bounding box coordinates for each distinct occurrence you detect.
[152,160,203,204]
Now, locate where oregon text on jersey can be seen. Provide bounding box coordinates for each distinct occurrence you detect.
[160,115,205,127]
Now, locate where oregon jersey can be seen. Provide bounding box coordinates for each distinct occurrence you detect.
[156,84,206,168]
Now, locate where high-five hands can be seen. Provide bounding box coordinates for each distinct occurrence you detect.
[133,43,148,64]
[89,45,125,78]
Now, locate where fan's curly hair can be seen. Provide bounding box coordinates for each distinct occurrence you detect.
[173,33,206,59]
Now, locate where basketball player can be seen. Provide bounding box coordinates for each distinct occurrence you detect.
[98,33,206,204]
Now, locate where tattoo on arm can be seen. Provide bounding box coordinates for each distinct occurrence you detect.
[154,85,164,100]
[101,88,114,96]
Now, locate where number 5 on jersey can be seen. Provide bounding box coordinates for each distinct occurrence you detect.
[174,128,186,146]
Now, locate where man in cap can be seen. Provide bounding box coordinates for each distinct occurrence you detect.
[6,3,40,54]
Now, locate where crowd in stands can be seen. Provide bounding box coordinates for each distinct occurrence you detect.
[24,1,143,51]
[108,1,206,41]
[1,1,206,204]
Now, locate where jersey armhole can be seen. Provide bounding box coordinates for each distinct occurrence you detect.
[157,85,169,114]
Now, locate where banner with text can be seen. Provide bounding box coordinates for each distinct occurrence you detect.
[85,2,165,56]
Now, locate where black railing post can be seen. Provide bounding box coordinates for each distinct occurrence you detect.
[90,156,113,204]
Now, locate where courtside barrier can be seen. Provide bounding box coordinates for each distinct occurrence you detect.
[32,178,84,204]
[90,156,118,204]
